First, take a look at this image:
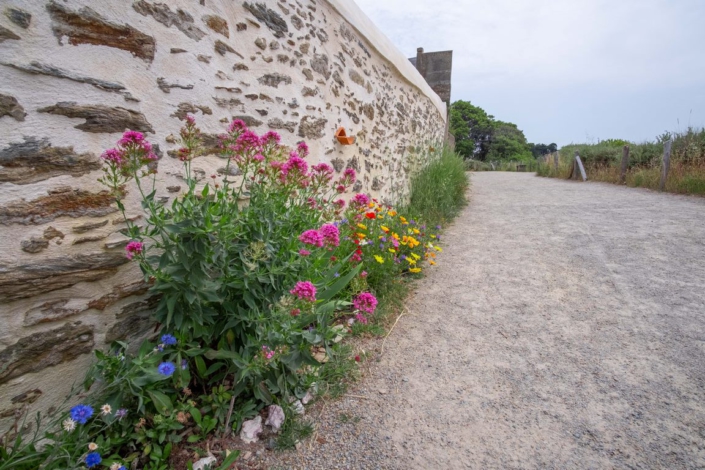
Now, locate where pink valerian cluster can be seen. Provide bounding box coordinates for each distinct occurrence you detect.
[299,224,340,249]
[353,292,378,314]
[290,281,317,302]
[297,141,310,157]
[341,168,356,185]
[100,130,158,174]
[299,229,324,248]
[318,224,340,248]
[125,241,144,260]
[355,313,369,324]
[351,193,370,208]
[311,163,334,184]
[261,345,275,360]
[177,116,202,161]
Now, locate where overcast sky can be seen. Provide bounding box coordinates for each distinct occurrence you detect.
[355,0,705,146]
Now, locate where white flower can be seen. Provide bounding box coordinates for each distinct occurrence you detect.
[110,463,122,470]
[101,404,112,415]
[62,418,76,432]
[88,442,98,451]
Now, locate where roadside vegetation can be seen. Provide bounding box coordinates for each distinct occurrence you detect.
[537,128,705,196]
[0,119,468,470]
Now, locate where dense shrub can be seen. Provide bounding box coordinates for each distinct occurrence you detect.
[1,118,449,469]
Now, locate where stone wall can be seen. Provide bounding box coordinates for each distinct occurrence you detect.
[0,0,446,427]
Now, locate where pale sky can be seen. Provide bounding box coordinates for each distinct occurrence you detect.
[355,0,705,146]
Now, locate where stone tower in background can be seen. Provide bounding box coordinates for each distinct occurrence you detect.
[409,47,453,110]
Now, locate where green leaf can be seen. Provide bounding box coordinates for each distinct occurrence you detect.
[147,390,173,414]
[217,450,240,470]
[187,435,201,443]
[194,356,207,378]
[204,349,242,361]
[318,264,362,302]
[189,407,202,426]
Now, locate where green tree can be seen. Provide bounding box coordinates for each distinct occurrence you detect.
[486,121,533,161]
[449,100,494,160]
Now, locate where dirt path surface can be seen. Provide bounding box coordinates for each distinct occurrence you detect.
[268,172,705,469]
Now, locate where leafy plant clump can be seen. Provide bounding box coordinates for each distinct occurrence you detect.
[1,117,446,469]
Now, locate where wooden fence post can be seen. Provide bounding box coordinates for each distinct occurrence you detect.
[572,151,587,181]
[659,140,673,191]
[619,145,630,184]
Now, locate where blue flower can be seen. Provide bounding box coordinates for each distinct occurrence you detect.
[85,452,101,468]
[181,359,188,370]
[157,361,176,376]
[334,272,340,278]
[160,334,177,346]
[69,404,93,424]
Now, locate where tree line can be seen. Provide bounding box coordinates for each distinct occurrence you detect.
[449,100,556,161]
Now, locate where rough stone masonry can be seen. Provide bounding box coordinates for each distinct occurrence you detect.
[0,1,447,428]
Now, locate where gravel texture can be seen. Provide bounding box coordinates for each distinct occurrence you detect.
[264,172,705,469]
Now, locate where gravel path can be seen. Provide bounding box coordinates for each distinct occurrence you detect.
[266,172,705,469]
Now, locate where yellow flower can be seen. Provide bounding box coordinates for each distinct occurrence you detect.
[374,255,385,264]
[411,253,421,260]
[435,246,443,252]
[407,258,417,265]
[368,202,375,208]
[429,260,436,265]
[409,267,422,273]
[430,234,437,238]
[357,233,366,239]
[388,248,396,253]
[388,210,397,217]
[357,223,367,230]
[392,232,400,240]
[399,216,408,225]
[412,228,420,235]
[381,225,390,233]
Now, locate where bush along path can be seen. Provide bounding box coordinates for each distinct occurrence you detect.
[0,119,465,470]
[264,172,705,470]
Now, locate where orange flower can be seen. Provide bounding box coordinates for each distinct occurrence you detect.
[357,233,366,239]
[381,226,390,233]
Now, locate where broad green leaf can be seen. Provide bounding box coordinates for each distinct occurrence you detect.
[147,390,173,414]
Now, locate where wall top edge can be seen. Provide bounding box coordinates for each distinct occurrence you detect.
[324,0,448,120]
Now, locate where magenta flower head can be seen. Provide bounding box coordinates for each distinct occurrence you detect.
[228,119,248,133]
[290,281,317,302]
[253,153,265,162]
[353,292,378,314]
[235,130,261,152]
[342,167,356,184]
[297,141,310,157]
[282,154,308,176]
[334,199,346,209]
[118,130,145,146]
[298,249,311,256]
[319,224,340,248]
[299,229,324,247]
[185,114,196,125]
[312,163,334,179]
[125,241,144,260]
[261,130,281,145]
[352,193,370,207]
[101,148,125,167]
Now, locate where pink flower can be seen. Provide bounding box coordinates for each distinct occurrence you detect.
[228,119,248,133]
[355,313,368,324]
[299,249,311,256]
[352,193,370,207]
[336,184,345,193]
[118,130,145,146]
[282,154,308,175]
[360,271,368,278]
[101,148,125,166]
[125,241,144,260]
[261,131,281,145]
[235,130,261,152]
[290,308,301,316]
[342,168,356,184]
[253,153,265,162]
[299,230,324,247]
[290,281,317,302]
[261,345,275,360]
[319,224,340,248]
[185,115,196,125]
[297,141,310,157]
[353,292,378,314]
[312,163,334,179]
[334,199,346,209]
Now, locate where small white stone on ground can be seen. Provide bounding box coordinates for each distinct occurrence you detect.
[291,399,305,415]
[192,455,217,470]
[265,404,285,432]
[240,415,263,444]
[302,390,314,404]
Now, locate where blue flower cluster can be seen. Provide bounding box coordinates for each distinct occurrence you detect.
[70,404,93,424]
[160,334,177,346]
[85,452,101,468]
[157,361,176,376]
